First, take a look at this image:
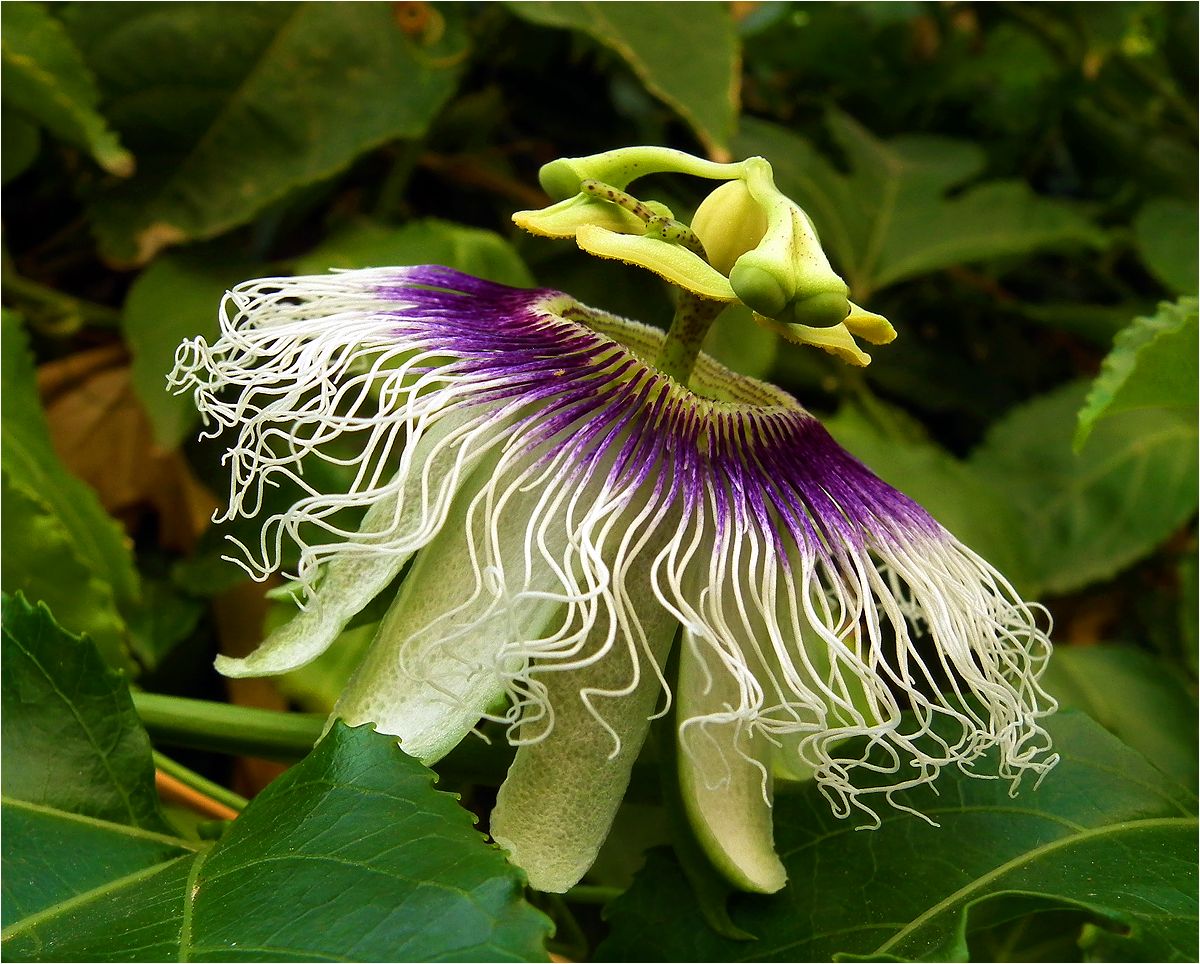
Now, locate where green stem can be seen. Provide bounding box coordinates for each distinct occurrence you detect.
[134,692,324,761]
[655,294,725,385]
[153,751,249,812]
[2,270,122,329]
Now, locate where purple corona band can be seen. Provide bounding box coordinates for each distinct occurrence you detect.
[374,267,938,567]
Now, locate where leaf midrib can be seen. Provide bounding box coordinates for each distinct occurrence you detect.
[1,796,197,849]
[0,853,196,941]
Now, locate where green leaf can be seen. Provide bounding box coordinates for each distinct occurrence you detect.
[62,3,466,265]
[293,217,534,286]
[597,714,1198,962]
[0,477,131,669]
[0,2,132,176]
[1075,297,1199,450]
[825,399,1036,592]
[184,723,551,961]
[1,594,168,832]
[1,112,40,184]
[1,602,549,961]
[4,724,553,962]
[735,113,1106,300]
[507,1,739,155]
[122,252,264,448]
[0,312,141,649]
[1135,198,1199,295]
[1042,644,1198,789]
[2,800,194,929]
[971,381,1198,597]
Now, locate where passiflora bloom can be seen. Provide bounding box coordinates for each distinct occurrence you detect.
[170,148,1057,896]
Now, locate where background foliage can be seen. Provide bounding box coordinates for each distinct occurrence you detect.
[2,2,1196,961]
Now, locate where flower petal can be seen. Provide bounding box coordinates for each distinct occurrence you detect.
[677,628,787,894]
[490,546,678,892]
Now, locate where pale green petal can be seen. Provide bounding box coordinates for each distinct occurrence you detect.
[215,492,413,678]
[216,413,481,678]
[333,462,572,765]
[575,224,737,302]
[490,597,678,893]
[677,628,787,894]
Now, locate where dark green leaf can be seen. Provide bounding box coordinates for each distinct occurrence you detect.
[1,594,167,831]
[507,1,739,155]
[826,399,1036,592]
[597,714,1197,963]
[1135,198,1199,295]
[971,382,1198,597]
[1042,644,1198,788]
[2,801,194,928]
[1,312,141,617]
[1,112,40,184]
[736,114,1106,300]
[64,3,466,264]
[185,723,550,961]
[4,724,553,962]
[1075,297,1199,449]
[122,252,264,448]
[0,1,132,175]
[0,477,131,669]
[293,217,534,286]
[1020,300,1148,347]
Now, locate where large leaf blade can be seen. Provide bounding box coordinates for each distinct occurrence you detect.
[1075,297,1199,449]
[4,724,552,963]
[507,1,739,155]
[0,594,167,832]
[597,714,1197,962]
[64,3,465,264]
[972,381,1198,596]
[1,312,141,618]
[0,1,132,175]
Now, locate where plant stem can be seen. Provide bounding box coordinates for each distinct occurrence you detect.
[153,751,249,813]
[133,692,324,761]
[654,293,724,385]
[2,270,122,329]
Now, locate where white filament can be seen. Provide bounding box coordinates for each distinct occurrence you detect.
[171,267,1058,823]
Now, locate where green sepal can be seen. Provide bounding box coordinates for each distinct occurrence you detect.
[538,147,746,200]
[513,193,652,240]
[731,159,851,328]
[215,493,413,679]
[576,224,736,302]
